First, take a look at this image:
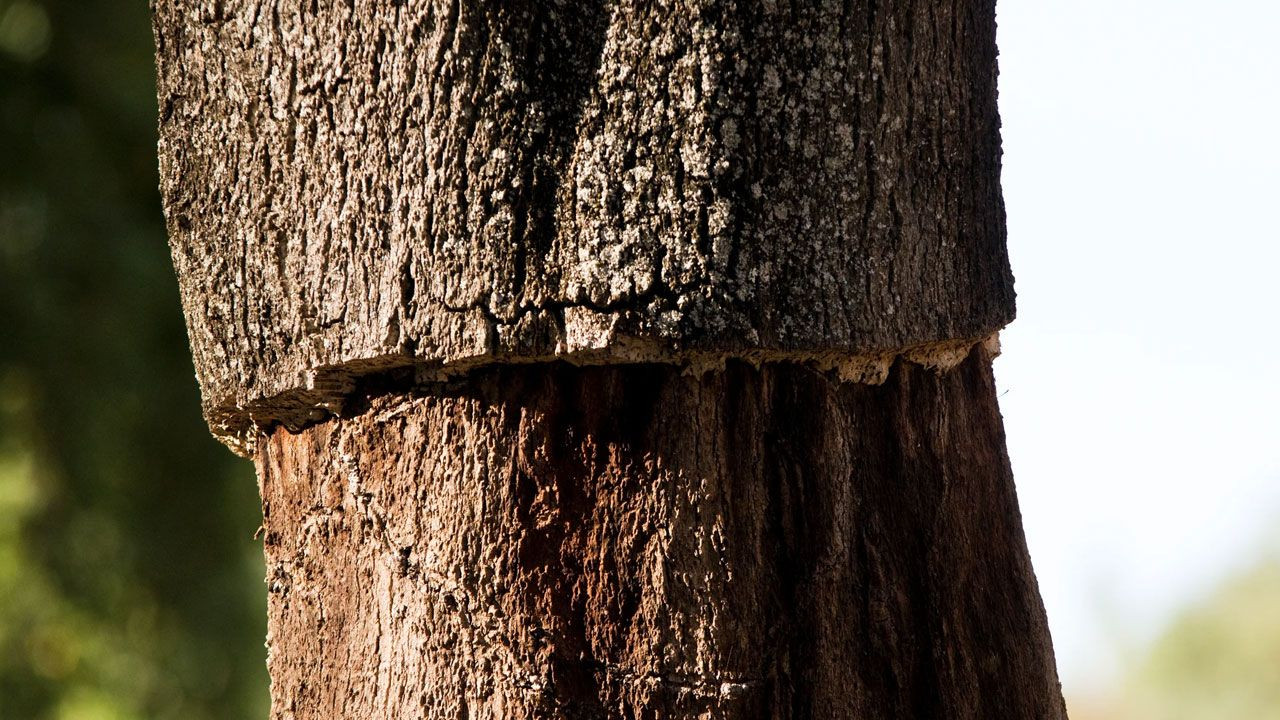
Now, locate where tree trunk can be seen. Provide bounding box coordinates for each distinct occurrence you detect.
[153,0,1066,717]
[257,347,1062,718]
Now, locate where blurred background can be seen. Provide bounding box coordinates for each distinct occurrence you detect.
[0,1,266,718]
[997,0,1280,717]
[0,0,1275,718]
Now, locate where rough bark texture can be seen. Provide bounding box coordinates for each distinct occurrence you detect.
[152,0,1014,450]
[257,345,1064,719]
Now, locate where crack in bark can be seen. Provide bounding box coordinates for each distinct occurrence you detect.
[217,333,1000,457]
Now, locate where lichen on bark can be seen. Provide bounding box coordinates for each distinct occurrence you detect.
[153,0,1014,452]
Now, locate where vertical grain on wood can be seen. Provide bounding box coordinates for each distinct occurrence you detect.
[257,346,1065,719]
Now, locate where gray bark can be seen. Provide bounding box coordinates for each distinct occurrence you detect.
[153,0,1013,453]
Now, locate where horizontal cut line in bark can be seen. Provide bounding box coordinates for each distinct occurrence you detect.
[217,332,1001,457]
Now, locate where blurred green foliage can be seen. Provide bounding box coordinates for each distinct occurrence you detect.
[0,1,267,718]
[1122,555,1280,719]
[1072,552,1280,720]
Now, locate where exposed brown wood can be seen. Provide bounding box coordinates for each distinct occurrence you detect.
[258,345,1064,719]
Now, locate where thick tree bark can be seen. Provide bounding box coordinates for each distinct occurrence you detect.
[152,0,1012,452]
[153,0,1066,717]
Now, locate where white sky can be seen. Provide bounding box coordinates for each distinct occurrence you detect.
[994,0,1280,695]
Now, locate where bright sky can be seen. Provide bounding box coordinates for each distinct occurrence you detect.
[994,0,1280,695]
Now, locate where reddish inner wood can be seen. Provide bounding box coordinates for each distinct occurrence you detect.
[257,346,1064,719]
